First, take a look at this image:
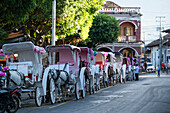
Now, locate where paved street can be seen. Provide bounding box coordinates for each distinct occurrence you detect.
[18,73,170,113]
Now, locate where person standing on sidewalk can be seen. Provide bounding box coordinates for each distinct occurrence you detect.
[162,62,165,73]
[165,61,169,74]
[157,65,160,77]
[143,61,147,72]
[135,64,139,80]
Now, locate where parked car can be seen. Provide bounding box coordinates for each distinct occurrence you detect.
[146,63,155,72]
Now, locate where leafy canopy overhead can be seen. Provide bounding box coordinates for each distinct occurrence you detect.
[0,0,105,46]
[56,0,105,41]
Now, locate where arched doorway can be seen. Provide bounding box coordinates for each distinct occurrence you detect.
[118,47,139,65]
[118,47,138,57]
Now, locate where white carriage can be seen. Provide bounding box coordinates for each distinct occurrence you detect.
[104,52,116,85]
[94,52,109,88]
[123,57,134,81]
[113,52,126,83]
[79,47,95,94]
[2,41,46,107]
[42,45,86,102]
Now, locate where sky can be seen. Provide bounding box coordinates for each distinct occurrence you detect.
[109,0,170,44]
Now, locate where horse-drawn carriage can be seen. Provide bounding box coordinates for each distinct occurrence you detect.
[79,47,95,94]
[42,45,86,103]
[113,52,126,84]
[2,41,46,107]
[122,57,136,81]
[104,52,116,85]
[94,52,109,87]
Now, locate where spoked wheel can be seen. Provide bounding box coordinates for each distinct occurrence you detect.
[113,79,115,86]
[75,82,80,100]
[123,77,126,83]
[81,75,86,99]
[6,96,19,113]
[97,82,101,90]
[0,99,6,113]
[35,87,42,107]
[95,85,98,91]
[49,78,56,104]
[92,87,95,94]
[95,77,99,91]
[89,79,92,95]
[103,76,106,88]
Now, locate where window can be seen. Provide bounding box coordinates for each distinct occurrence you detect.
[123,27,133,36]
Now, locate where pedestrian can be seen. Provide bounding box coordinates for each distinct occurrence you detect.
[165,61,169,74]
[157,65,160,77]
[143,61,147,72]
[135,64,139,80]
[162,62,165,73]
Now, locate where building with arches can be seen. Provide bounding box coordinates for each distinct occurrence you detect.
[97,1,142,61]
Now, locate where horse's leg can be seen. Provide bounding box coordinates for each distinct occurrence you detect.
[58,83,61,103]
[61,85,64,102]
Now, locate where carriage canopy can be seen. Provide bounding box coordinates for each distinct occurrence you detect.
[2,41,46,64]
[46,45,81,74]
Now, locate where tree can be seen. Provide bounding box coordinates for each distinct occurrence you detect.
[79,13,120,48]
[0,0,105,46]
[0,0,38,44]
[55,0,105,44]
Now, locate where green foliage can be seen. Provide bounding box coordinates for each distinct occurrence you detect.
[87,13,120,47]
[0,0,37,24]
[0,0,105,46]
[56,0,105,41]
[0,28,8,44]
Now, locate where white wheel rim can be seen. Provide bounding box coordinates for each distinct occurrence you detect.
[36,87,42,106]
[50,78,56,104]
[76,83,80,99]
[83,76,86,97]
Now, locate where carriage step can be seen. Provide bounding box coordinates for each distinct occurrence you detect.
[22,88,35,92]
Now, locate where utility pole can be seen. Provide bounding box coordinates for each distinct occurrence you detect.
[52,0,56,45]
[52,0,56,64]
[156,16,165,71]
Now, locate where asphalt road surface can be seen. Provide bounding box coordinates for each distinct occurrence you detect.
[17,73,170,113]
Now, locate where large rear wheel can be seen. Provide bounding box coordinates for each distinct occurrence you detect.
[75,82,80,100]
[49,78,56,104]
[81,75,86,99]
[35,87,42,107]
[89,79,92,95]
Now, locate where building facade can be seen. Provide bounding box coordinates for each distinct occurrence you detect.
[97,1,142,61]
[147,32,170,67]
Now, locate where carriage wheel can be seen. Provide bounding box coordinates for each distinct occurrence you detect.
[81,75,86,98]
[49,78,56,104]
[95,85,98,91]
[35,87,42,107]
[98,82,101,90]
[75,82,80,100]
[92,86,95,94]
[89,79,92,95]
